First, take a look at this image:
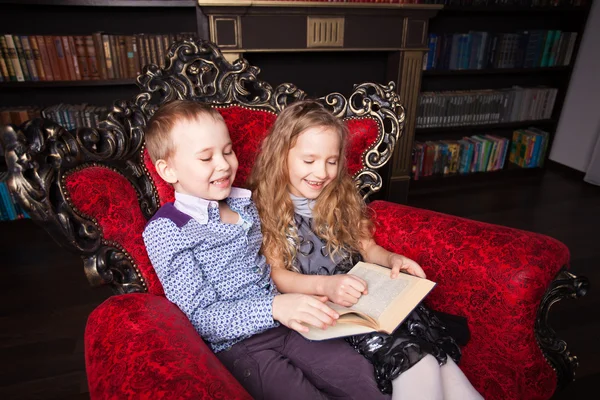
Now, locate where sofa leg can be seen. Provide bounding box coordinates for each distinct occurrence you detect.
[535,268,589,390]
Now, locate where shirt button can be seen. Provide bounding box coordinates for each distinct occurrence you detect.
[243,369,252,378]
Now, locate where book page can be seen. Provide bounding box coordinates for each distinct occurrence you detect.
[326,301,378,327]
[348,265,410,321]
[348,262,436,333]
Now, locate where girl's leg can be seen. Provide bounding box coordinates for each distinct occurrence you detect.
[391,355,443,400]
[440,357,484,400]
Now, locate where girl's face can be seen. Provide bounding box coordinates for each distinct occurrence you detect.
[287,126,341,199]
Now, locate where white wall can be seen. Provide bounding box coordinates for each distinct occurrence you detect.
[550,0,600,172]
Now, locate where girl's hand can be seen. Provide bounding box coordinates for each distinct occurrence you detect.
[321,275,368,308]
[389,254,426,279]
[272,293,339,333]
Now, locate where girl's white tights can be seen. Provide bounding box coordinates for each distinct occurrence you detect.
[391,355,484,400]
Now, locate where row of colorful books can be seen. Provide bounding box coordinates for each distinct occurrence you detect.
[411,128,549,179]
[0,32,197,83]
[0,104,109,130]
[0,176,29,222]
[417,86,557,129]
[424,31,577,71]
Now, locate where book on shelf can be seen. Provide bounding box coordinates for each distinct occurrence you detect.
[424,30,578,71]
[411,128,549,180]
[416,86,557,129]
[509,127,550,168]
[0,32,197,83]
[0,173,29,222]
[299,261,436,341]
[0,104,109,129]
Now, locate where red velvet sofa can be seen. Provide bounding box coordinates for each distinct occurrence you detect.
[0,39,587,400]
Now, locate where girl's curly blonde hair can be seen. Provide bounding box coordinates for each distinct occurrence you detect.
[248,100,372,270]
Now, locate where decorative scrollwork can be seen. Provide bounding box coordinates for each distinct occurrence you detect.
[134,40,307,116]
[84,245,146,295]
[319,81,404,199]
[0,38,404,293]
[535,268,589,389]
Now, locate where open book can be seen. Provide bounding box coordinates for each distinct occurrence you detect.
[299,261,436,341]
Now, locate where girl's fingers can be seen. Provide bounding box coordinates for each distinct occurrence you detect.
[346,275,368,292]
[390,264,402,279]
[340,293,360,306]
[341,285,362,300]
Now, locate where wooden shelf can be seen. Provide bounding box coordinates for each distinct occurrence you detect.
[423,66,570,77]
[409,164,545,195]
[416,119,557,136]
[0,0,196,7]
[0,79,137,88]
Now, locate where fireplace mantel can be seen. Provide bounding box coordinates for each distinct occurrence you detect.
[198,0,443,203]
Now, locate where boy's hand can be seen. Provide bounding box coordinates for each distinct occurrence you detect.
[321,275,368,308]
[389,254,426,279]
[272,294,339,334]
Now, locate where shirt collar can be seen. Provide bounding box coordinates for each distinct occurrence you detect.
[173,188,251,225]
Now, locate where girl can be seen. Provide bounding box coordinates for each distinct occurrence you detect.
[249,100,483,400]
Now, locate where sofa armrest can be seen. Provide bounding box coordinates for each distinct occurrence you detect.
[369,200,570,400]
[85,293,252,400]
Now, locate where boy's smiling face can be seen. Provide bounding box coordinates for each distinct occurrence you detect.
[158,115,238,201]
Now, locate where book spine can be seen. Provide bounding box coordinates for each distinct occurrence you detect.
[13,35,31,81]
[34,36,52,81]
[20,36,39,81]
[84,35,100,80]
[61,36,78,81]
[28,36,46,81]
[67,36,82,80]
[92,32,108,80]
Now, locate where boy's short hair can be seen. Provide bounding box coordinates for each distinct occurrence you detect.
[145,100,225,162]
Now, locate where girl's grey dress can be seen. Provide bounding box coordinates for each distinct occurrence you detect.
[290,202,463,394]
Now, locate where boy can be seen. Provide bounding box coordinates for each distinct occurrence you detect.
[142,100,389,400]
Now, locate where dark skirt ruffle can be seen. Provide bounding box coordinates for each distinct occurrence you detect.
[345,304,462,394]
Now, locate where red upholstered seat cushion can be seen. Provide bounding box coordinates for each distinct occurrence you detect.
[369,200,569,400]
[85,293,252,399]
[65,166,164,296]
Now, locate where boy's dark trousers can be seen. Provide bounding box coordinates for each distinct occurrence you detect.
[216,325,390,400]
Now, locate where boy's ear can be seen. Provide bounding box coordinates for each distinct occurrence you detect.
[155,159,178,184]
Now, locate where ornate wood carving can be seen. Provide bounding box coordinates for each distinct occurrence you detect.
[536,268,589,389]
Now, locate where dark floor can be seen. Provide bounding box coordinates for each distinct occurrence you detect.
[0,167,598,399]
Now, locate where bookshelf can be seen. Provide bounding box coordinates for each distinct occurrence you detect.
[0,0,202,109]
[410,1,592,195]
[0,0,204,218]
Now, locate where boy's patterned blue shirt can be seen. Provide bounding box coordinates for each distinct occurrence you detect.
[142,189,279,353]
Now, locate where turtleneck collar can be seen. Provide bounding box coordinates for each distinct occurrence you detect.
[290,193,315,218]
